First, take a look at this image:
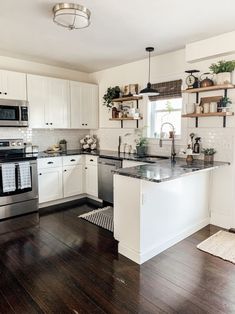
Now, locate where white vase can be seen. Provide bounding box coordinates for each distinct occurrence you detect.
[216,72,231,85]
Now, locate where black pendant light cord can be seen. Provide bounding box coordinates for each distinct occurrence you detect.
[148,50,151,83]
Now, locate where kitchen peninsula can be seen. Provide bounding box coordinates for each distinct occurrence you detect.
[113,159,229,264]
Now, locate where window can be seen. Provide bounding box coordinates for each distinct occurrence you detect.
[149,98,182,138]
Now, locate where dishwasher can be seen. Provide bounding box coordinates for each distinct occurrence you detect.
[98,157,122,203]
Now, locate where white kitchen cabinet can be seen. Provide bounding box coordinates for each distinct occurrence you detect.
[38,167,63,203]
[85,164,98,197]
[0,70,26,100]
[27,74,69,128]
[63,165,83,198]
[70,81,98,129]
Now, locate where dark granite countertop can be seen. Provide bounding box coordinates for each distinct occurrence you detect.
[112,158,229,183]
[37,149,168,163]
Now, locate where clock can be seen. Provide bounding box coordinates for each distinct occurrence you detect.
[185,70,200,89]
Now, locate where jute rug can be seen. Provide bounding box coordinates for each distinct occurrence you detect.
[197,230,235,264]
[79,206,113,232]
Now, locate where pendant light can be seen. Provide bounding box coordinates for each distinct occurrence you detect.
[53,3,91,30]
[139,47,159,96]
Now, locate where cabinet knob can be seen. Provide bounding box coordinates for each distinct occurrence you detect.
[46,123,49,125]
[82,124,84,126]
[90,159,94,162]
[39,173,42,176]
[70,159,76,162]
[85,124,88,126]
[47,161,53,164]
[50,123,53,125]
[0,92,2,94]
[4,92,7,95]
[85,167,87,169]
[64,169,67,172]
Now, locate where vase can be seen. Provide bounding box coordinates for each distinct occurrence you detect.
[136,146,147,157]
[60,143,67,152]
[204,154,214,163]
[216,72,231,85]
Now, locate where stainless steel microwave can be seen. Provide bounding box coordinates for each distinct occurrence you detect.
[0,99,29,127]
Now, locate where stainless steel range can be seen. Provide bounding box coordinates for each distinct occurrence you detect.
[0,139,38,220]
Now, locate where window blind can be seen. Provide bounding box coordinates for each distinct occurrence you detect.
[149,79,182,101]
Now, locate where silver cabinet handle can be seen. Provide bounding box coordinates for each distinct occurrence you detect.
[47,161,54,164]
[70,159,76,162]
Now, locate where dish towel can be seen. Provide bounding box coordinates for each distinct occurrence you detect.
[1,163,16,193]
[17,162,31,190]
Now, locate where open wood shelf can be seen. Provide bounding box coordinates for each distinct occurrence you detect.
[109,117,143,121]
[112,95,143,102]
[182,112,234,118]
[182,111,234,128]
[182,84,235,94]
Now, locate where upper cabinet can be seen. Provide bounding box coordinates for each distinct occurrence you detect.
[70,81,98,129]
[0,70,27,100]
[27,74,69,129]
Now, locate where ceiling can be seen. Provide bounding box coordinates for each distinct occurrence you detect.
[1,0,235,73]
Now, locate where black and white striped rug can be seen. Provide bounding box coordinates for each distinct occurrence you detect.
[79,206,113,232]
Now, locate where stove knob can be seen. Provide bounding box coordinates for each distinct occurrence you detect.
[17,142,22,146]
[11,142,16,146]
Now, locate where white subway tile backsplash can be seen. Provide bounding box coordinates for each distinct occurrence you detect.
[0,127,87,151]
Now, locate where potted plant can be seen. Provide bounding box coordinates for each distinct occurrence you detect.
[59,139,67,152]
[209,60,235,85]
[135,127,148,157]
[218,96,232,112]
[103,86,121,110]
[202,148,216,163]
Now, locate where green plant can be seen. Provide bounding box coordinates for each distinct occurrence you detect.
[218,96,232,108]
[59,139,67,144]
[209,60,235,74]
[202,148,216,155]
[103,86,120,109]
[135,126,148,147]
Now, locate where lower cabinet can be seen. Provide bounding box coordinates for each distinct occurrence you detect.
[38,167,63,203]
[63,165,83,198]
[85,164,98,197]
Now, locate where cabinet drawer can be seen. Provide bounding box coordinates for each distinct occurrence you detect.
[38,157,62,169]
[63,155,84,166]
[85,155,98,165]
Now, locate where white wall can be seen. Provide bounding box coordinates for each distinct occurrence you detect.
[89,47,235,229]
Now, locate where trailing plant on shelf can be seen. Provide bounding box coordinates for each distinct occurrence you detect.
[209,60,235,74]
[218,96,232,107]
[103,86,121,109]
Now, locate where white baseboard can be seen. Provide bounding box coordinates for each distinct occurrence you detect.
[210,212,231,229]
[118,217,210,265]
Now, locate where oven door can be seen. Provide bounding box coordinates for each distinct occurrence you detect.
[0,160,38,206]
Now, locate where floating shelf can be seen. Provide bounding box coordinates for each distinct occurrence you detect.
[182,84,235,94]
[109,117,143,128]
[182,112,234,128]
[112,95,143,102]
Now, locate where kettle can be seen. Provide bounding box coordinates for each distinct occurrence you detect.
[200,73,214,88]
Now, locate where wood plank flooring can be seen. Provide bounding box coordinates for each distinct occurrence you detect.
[0,203,234,313]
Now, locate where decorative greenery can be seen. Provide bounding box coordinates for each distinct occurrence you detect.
[202,148,216,155]
[59,139,67,144]
[218,96,232,108]
[209,60,235,74]
[135,126,148,147]
[103,86,120,109]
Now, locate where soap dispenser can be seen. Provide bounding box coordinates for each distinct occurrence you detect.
[193,137,201,154]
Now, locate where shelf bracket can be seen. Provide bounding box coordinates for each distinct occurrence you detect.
[121,120,123,128]
[224,89,228,98]
[195,117,198,128]
[223,116,226,128]
[196,92,199,103]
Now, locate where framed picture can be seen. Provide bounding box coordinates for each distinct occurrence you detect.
[129,84,138,95]
[123,85,130,96]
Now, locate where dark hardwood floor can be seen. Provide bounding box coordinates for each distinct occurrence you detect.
[0,204,235,313]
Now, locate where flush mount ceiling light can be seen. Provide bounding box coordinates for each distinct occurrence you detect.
[53,3,91,30]
[139,47,159,96]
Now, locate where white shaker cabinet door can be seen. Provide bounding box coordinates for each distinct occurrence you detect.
[27,74,48,128]
[38,167,63,203]
[48,78,69,128]
[0,70,27,100]
[85,165,98,197]
[70,81,98,129]
[63,165,83,198]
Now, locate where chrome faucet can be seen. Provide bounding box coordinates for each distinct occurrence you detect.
[159,122,176,162]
